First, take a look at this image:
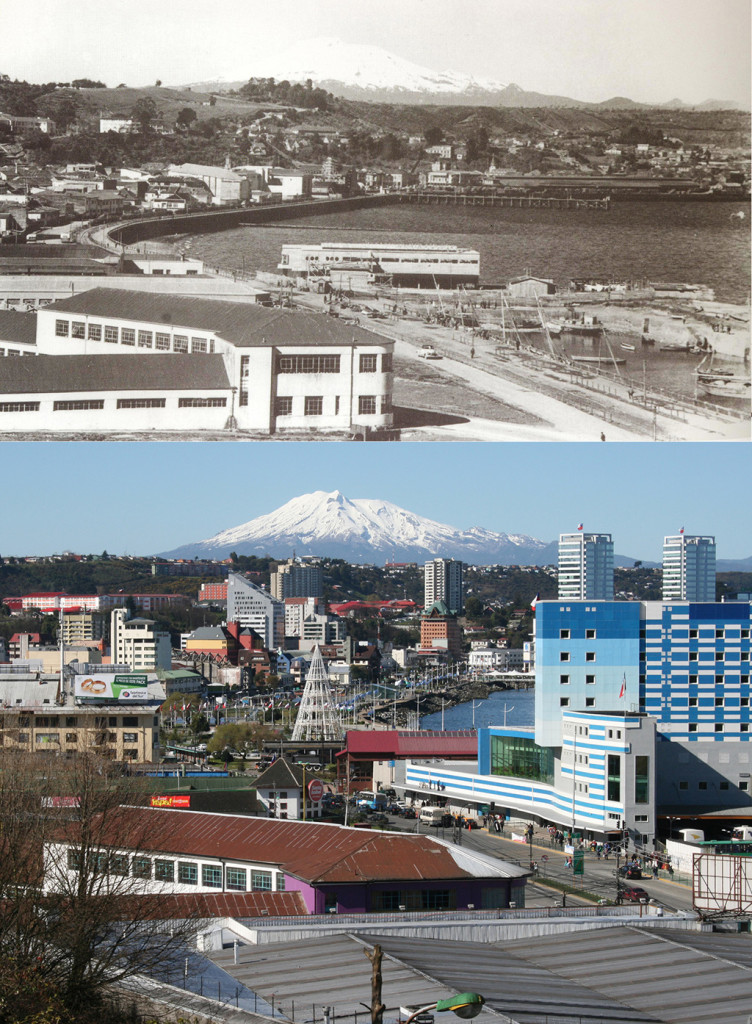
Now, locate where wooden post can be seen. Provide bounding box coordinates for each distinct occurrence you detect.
[364,944,385,1024]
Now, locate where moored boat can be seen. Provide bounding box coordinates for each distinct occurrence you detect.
[697,376,750,399]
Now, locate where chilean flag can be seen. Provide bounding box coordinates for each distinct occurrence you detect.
[531,594,539,611]
[679,526,684,534]
[577,523,583,531]
[619,675,626,699]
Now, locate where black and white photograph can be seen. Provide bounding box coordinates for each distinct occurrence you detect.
[0,0,748,440]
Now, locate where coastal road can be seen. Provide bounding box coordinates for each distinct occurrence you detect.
[386,814,696,913]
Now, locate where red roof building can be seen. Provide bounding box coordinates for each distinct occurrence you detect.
[336,729,478,792]
[46,807,526,915]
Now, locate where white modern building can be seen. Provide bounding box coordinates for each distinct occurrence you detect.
[558,532,614,600]
[424,558,464,616]
[227,574,284,649]
[0,289,394,435]
[662,534,716,602]
[111,609,171,672]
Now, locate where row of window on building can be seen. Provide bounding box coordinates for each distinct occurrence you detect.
[0,398,228,413]
[66,849,281,891]
[55,319,215,353]
[276,353,391,374]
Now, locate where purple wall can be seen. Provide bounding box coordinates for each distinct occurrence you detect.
[283,875,518,913]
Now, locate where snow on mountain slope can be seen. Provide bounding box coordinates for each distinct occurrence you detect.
[161,490,549,564]
[248,37,507,95]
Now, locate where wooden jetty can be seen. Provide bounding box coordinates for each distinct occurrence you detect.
[399,191,611,210]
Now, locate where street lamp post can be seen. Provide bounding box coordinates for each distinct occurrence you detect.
[403,994,487,1024]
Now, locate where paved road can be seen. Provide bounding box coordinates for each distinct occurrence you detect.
[384,814,696,913]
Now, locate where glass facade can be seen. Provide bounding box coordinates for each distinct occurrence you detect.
[607,754,621,801]
[635,755,649,804]
[490,734,554,784]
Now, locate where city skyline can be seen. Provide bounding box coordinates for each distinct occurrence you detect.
[3,0,750,107]
[1,442,749,561]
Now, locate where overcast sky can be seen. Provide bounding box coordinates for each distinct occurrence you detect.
[1,442,749,561]
[4,0,750,106]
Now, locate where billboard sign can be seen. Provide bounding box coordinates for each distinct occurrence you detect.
[75,674,149,701]
[150,795,191,809]
[693,853,752,915]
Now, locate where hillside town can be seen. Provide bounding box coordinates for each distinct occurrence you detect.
[0,78,749,233]
[3,527,752,1022]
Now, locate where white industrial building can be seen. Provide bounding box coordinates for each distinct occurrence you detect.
[0,288,394,435]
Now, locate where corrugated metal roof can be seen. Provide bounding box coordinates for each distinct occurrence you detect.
[0,310,37,345]
[127,890,307,919]
[494,925,752,1024]
[0,353,230,394]
[78,808,524,884]
[377,934,658,1024]
[46,288,392,349]
[209,933,502,1022]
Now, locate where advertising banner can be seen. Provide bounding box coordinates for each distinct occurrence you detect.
[150,795,191,809]
[75,674,148,700]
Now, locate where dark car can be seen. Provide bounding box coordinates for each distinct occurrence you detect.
[620,885,649,903]
[369,813,389,824]
[401,807,417,819]
[620,865,643,879]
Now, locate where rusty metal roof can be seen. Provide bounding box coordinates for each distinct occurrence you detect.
[82,808,523,884]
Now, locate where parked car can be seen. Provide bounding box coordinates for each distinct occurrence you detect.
[619,864,643,879]
[418,344,441,359]
[619,885,649,903]
[369,813,389,824]
[401,807,417,819]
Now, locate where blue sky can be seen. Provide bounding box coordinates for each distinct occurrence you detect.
[1,442,749,560]
[4,0,749,107]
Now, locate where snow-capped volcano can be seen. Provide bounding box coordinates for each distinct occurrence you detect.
[160,490,552,564]
[196,37,518,104]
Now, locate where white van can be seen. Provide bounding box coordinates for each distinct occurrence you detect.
[419,806,450,826]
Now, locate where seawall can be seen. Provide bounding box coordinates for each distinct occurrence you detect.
[109,193,399,247]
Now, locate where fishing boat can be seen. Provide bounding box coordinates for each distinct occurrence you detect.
[556,318,604,335]
[697,376,751,399]
[620,342,637,351]
[545,321,563,336]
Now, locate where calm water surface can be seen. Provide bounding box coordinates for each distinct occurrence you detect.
[183,200,750,304]
[420,688,535,731]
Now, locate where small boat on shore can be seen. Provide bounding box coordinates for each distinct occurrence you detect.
[620,342,637,351]
[571,355,627,366]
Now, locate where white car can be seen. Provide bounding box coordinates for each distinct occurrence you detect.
[418,345,442,359]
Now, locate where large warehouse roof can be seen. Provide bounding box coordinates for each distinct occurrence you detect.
[46,289,392,349]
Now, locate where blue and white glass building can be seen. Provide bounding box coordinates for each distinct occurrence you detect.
[558,533,614,600]
[662,534,716,601]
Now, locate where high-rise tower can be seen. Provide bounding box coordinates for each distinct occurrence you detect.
[424,558,464,615]
[558,532,614,600]
[662,534,716,601]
